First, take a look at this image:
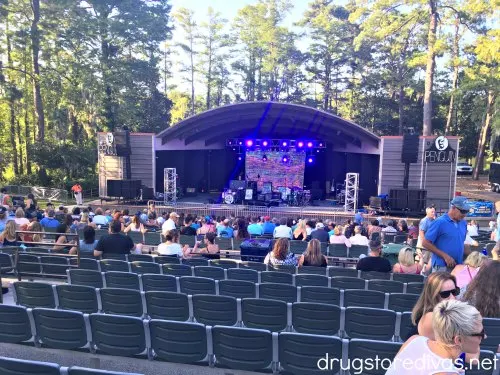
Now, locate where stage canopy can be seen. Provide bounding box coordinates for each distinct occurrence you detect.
[156,101,380,154]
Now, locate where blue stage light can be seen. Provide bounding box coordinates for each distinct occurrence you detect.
[307,141,313,148]
[262,140,269,147]
[297,141,304,148]
[246,140,253,147]
[282,155,289,163]
[307,156,315,164]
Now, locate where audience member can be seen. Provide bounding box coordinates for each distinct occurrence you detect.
[348,225,369,246]
[354,210,363,224]
[25,193,37,216]
[217,219,234,238]
[386,300,484,375]
[367,219,381,239]
[298,239,327,267]
[329,226,351,247]
[407,220,419,240]
[463,261,500,319]
[157,212,167,226]
[423,196,470,272]
[14,208,29,227]
[234,218,250,240]
[40,209,59,228]
[0,206,11,233]
[94,220,135,258]
[262,216,275,235]
[264,238,297,266]
[393,247,421,274]
[197,216,215,235]
[22,221,43,246]
[157,229,190,257]
[382,220,397,234]
[124,214,145,233]
[161,212,179,235]
[451,251,488,298]
[397,219,408,233]
[92,208,109,226]
[0,187,12,207]
[305,220,314,237]
[70,225,98,255]
[292,219,307,241]
[0,221,18,247]
[180,215,197,236]
[52,223,75,252]
[190,232,220,259]
[467,220,479,237]
[310,222,329,242]
[247,217,263,236]
[417,206,436,274]
[410,272,459,340]
[355,239,391,272]
[144,212,159,229]
[121,209,130,225]
[273,217,292,239]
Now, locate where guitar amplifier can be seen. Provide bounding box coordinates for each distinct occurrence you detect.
[240,239,272,262]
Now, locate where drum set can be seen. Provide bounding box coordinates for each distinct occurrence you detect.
[284,188,311,207]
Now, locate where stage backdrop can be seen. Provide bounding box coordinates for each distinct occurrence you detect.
[245,151,306,191]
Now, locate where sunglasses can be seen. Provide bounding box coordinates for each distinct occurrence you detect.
[469,328,486,340]
[439,287,460,298]
[453,206,469,215]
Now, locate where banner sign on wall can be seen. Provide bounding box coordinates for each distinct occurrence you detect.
[424,136,456,163]
[467,201,494,217]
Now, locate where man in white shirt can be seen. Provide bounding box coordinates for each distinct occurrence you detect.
[273,218,292,239]
[92,208,109,226]
[162,212,179,236]
[349,225,369,246]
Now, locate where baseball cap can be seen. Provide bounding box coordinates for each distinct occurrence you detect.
[450,196,471,211]
[316,222,325,229]
[170,212,180,218]
[264,216,271,221]
[369,239,382,250]
[0,207,6,214]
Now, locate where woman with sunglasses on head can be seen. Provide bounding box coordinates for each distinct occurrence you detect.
[393,247,421,274]
[406,272,460,341]
[385,299,486,375]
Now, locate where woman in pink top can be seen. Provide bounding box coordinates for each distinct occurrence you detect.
[451,251,487,299]
[393,247,422,274]
[329,226,351,247]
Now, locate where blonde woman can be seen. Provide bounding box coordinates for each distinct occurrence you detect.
[22,221,43,246]
[451,251,488,298]
[298,239,327,267]
[0,221,18,247]
[393,247,421,274]
[293,219,307,241]
[14,208,29,227]
[329,226,351,247]
[408,272,459,341]
[385,300,485,375]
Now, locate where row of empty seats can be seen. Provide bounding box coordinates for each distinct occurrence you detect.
[67,268,424,294]
[0,356,142,375]
[1,305,498,375]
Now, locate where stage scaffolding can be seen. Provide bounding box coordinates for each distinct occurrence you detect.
[163,168,177,204]
[344,173,359,213]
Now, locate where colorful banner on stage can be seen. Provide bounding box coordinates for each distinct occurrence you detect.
[467,201,494,217]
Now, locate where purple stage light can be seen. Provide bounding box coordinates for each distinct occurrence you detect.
[238,141,243,145]
[246,140,253,147]
[319,142,323,147]
[238,155,243,161]
[307,157,314,163]
[307,141,313,148]
[297,141,304,148]
[282,141,288,147]
[262,140,268,147]
[282,155,289,163]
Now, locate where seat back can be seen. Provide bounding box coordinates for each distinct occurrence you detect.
[162,263,192,277]
[0,305,32,343]
[331,276,365,290]
[17,253,42,275]
[218,279,256,299]
[289,240,308,254]
[269,264,297,274]
[259,283,297,303]
[343,289,385,308]
[99,288,143,317]
[327,267,358,278]
[193,265,225,280]
[0,357,60,375]
[300,286,340,305]
[214,237,232,250]
[348,339,402,375]
[90,313,146,356]
[32,308,87,350]
[101,253,127,261]
[99,259,129,272]
[359,271,391,280]
[77,258,100,270]
[261,271,293,284]
[406,282,424,294]
[212,326,273,371]
[182,258,209,267]
[388,293,419,313]
[399,311,415,342]
[349,245,369,258]
[127,254,153,263]
[145,291,189,321]
[192,294,238,326]
[140,274,177,292]
[345,307,396,341]
[144,232,161,246]
[394,235,407,244]
[14,281,55,308]
[149,320,207,363]
[294,274,328,287]
[297,266,327,275]
[154,255,180,264]
[130,261,161,275]
[241,298,288,332]
[392,273,424,283]
[481,318,500,352]
[239,261,267,271]
[68,269,103,288]
[126,232,144,245]
[279,332,342,375]
[367,279,404,293]
[226,268,258,283]
[179,235,196,247]
[179,276,216,295]
[292,302,341,336]
[328,244,347,257]
[104,271,140,290]
[68,367,144,375]
[56,284,98,314]
[209,259,238,269]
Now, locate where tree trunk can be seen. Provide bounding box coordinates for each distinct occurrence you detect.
[31,0,45,141]
[422,0,438,136]
[6,19,19,175]
[17,120,24,175]
[206,36,212,110]
[398,84,405,135]
[25,102,31,174]
[445,16,460,135]
[472,90,496,180]
[190,35,195,115]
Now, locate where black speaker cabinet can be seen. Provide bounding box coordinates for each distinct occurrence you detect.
[407,189,427,212]
[107,179,141,199]
[389,188,408,211]
[401,134,419,164]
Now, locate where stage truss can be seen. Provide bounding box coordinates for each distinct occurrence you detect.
[163,168,177,204]
[344,173,359,213]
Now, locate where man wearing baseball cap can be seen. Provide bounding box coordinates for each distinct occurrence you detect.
[422,196,470,272]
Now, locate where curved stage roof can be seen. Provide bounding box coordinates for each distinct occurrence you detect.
[156,101,380,151]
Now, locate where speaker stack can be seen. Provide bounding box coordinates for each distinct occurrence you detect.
[107,179,141,199]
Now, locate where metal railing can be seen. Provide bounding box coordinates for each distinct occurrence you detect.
[4,185,69,203]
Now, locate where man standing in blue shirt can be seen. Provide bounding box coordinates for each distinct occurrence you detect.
[422,196,470,272]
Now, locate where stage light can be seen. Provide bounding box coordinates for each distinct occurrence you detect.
[319,142,324,147]
[307,156,315,164]
[238,154,243,161]
[307,141,313,148]
[262,154,268,162]
[262,140,269,147]
[282,141,288,147]
[238,141,243,145]
[246,140,253,147]
[297,141,304,148]
[282,155,289,163]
